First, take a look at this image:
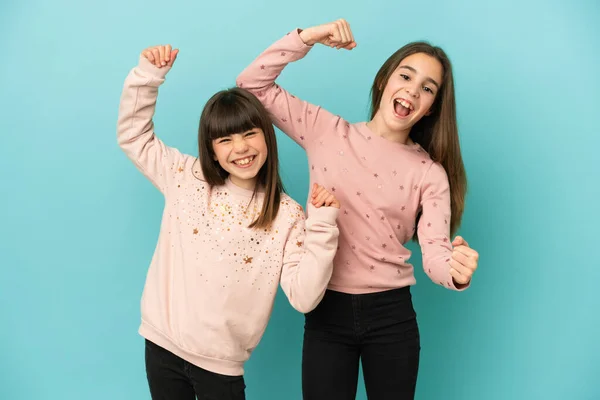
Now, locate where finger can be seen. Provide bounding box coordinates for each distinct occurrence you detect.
[164,44,172,62]
[453,245,478,261]
[339,19,356,49]
[340,19,352,45]
[143,50,155,63]
[151,48,161,67]
[158,45,166,66]
[323,194,336,207]
[313,189,331,206]
[167,49,179,67]
[449,267,469,285]
[344,20,355,43]
[311,183,320,198]
[452,235,469,247]
[451,251,472,269]
[331,22,343,48]
[337,20,349,45]
[449,259,471,276]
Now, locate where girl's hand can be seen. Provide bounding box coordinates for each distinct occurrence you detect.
[449,236,479,286]
[310,184,340,209]
[299,19,356,50]
[141,45,179,68]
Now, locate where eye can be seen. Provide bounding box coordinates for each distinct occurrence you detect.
[245,131,256,137]
[423,86,434,94]
[400,74,410,81]
[218,138,231,143]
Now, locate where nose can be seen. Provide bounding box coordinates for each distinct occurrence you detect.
[232,137,249,153]
[405,83,419,98]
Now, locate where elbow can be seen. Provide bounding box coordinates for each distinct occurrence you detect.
[292,299,318,314]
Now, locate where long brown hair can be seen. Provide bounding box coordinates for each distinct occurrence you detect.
[370,42,467,237]
[198,87,284,229]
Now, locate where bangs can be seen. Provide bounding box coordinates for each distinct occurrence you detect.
[205,91,264,140]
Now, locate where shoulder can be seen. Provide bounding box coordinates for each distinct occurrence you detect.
[279,193,305,220]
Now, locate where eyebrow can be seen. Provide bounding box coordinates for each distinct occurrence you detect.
[398,65,440,90]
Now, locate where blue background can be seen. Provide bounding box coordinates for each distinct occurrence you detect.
[1,0,599,398]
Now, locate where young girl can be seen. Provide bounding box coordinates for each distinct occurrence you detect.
[117,44,340,400]
[237,20,480,399]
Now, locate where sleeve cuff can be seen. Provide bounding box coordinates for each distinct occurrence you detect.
[306,203,339,225]
[290,28,314,51]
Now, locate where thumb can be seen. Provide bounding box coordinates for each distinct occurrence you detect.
[452,236,469,247]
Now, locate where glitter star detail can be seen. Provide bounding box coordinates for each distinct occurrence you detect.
[193,228,198,234]
[399,185,405,190]
[178,166,184,172]
[332,187,336,192]
[296,241,303,247]
[282,117,287,122]
[357,191,361,196]
[401,206,406,211]
[297,118,302,123]
[427,223,432,227]
[281,52,286,56]
[308,110,313,115]
[243,256,253,264]
[260,65,265,70]
[374,173,379,178]
[433,202,438,208]
[382,244,387,248]
[300,136,305,140]
[393,170,397,176]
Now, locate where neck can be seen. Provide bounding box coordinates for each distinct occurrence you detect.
[367,114,414,145]
[229,175,257,191]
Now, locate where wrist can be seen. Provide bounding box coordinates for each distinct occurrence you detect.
[299,28,317,46]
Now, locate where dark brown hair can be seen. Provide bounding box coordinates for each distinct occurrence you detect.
[370,42,467,237]
[198,87,283,229]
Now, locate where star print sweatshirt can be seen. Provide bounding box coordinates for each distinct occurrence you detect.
[117,56,340,376]
[237,29,467,294]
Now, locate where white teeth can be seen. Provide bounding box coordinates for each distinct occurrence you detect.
[234,156,254,165]
[395,99,414,110]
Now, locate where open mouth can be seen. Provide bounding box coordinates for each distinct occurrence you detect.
[393,98,414,118]
[232,155,256,168]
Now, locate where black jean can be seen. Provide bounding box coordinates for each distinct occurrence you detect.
[145,340,246,400]
[302,287,420,400]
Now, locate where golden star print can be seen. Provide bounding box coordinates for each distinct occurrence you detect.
[243,256,253,264]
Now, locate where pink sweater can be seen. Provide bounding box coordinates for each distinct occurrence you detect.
[117,57,340,376]
[237,30,464,294]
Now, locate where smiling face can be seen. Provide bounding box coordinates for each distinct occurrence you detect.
[211,128,268,190]
[373,52,443,136]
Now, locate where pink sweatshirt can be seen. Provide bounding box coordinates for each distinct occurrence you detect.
[237,30,466,294]
[117,56,340,376]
